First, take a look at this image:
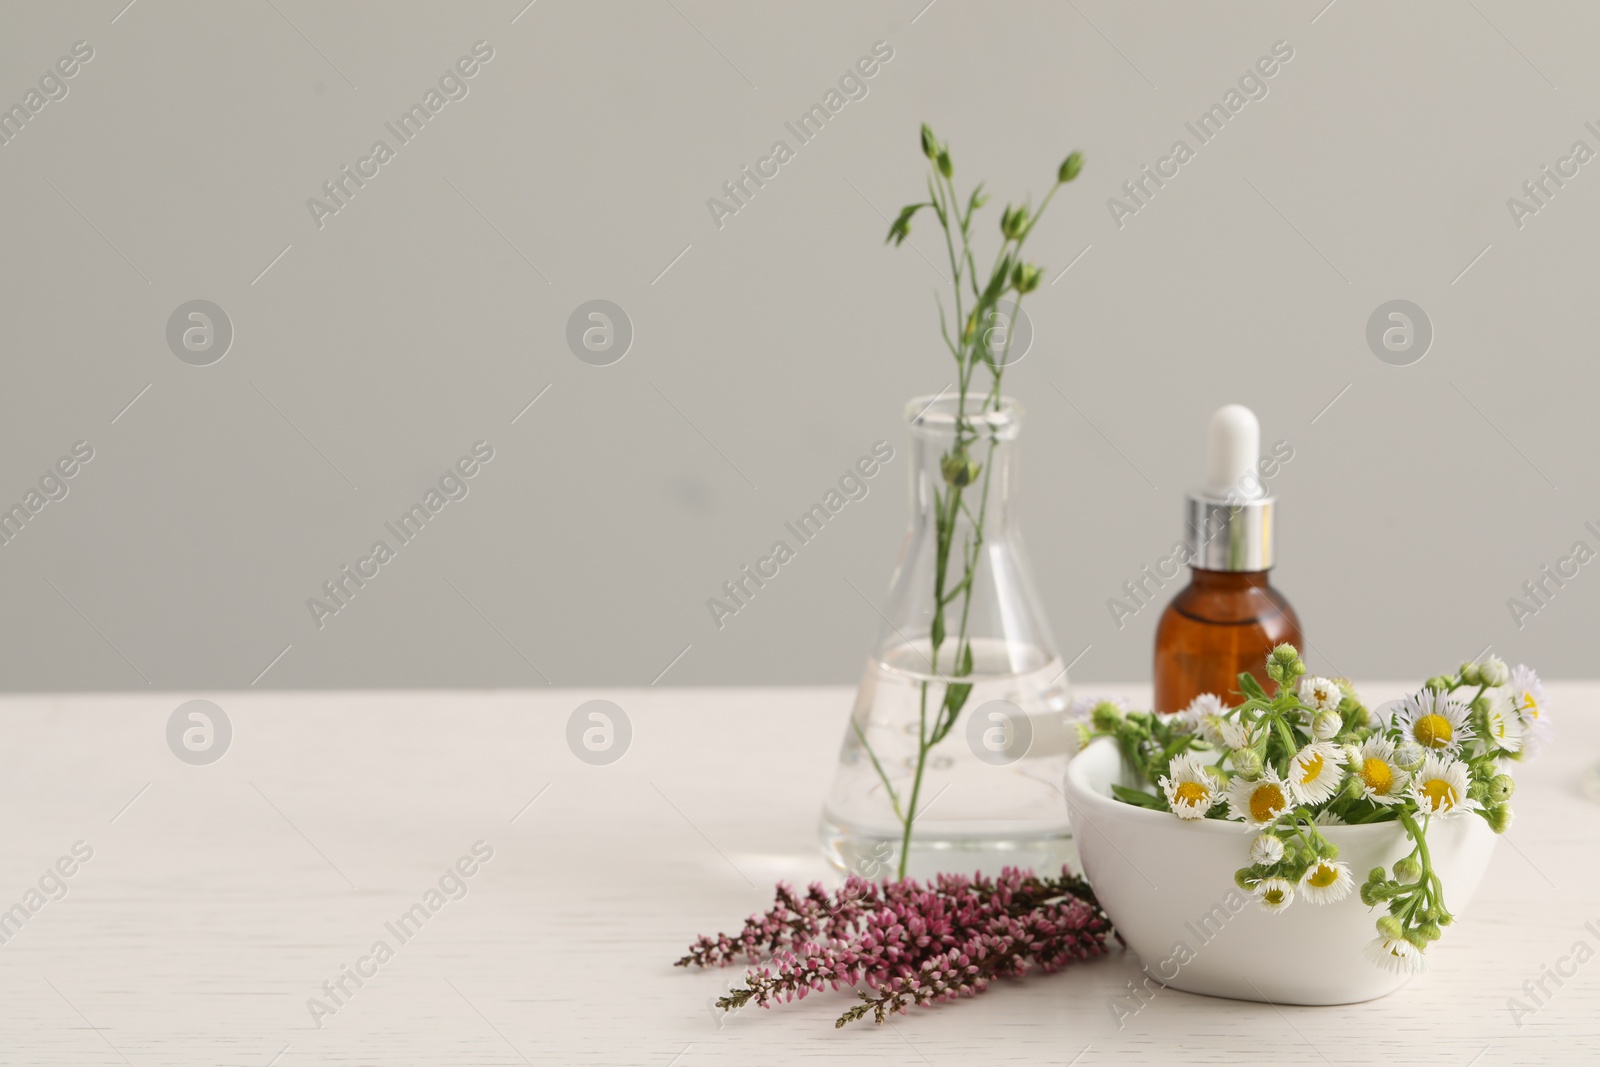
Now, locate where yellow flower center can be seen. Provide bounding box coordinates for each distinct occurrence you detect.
[1315,686,1334,704]
[1298,752,1324,784]
[1308,863,1339,888]
[1413,713,1453,748]
[1524,695,1542,720]
[1362,757,1394,795]
[1174,781,1209,806]
[1420,778,1457,811]
[1263,887,1286,905]
[1250,783,1286,822]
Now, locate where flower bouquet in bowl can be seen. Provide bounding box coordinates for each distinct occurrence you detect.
[1063,644,1547,1005]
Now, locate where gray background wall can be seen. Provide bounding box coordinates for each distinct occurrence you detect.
[0,0,1594,692]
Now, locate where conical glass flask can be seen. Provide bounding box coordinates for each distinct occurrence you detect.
[821,394,1073,881]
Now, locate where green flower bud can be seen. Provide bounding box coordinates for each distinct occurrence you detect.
[1266,644,1305,685]
[1489,774,1515,802]
[920,123,937,159]
[936,148,953,179]
[1393,856,1421,883]
[1312,709,1342,740]
[1234,867,1255,891]
[1485,804,1513,834]
[1058,151,1084,183]
[1320,840,1340,860]
[1376,915,1403,941]
[1229,747,1263,778]
[1459,661,1482,686]
[940,451,980,488]
[1468,778,1490,803]
[1090,701,1124,732]
[1359,883,1376,907]
[1403,928,1430,949]
[1012,263,1042,294]
[1000,205,1029,240]
[1341,774,1365,801]
[1073,722,1093,749]
[1417,921,1442,943]
[1424,675,1453,692]
[1367,867,1387,885]
[1479,655,1510,686]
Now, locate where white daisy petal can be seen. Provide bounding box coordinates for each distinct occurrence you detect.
[1483,690,1523,754]
[1226,769,1292,825]
[1392,688,1474,754]
[1287,741,1345,805]
[1250,833,1285,865]
[1254,877,1294,912]
[1219,717,1263,752]
[1364,936,1426,975]
[1160,752,1221,820]
[1297,675,1344,713]
[1509,664,1551,754]
[1354,735,1410,804]
[1179,693,1228,746]
[1410,753,1476,817]
[1299,859,1354,904]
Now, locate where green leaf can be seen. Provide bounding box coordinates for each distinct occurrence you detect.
[941,680,973,722]
[1112,784,1168,811]
[965,182,987,220]
[930,612,945,652]
[1238,672,1268,702]
[885,202,927,246]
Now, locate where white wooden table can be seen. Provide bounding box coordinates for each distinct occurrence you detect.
[1,684,1595,1065]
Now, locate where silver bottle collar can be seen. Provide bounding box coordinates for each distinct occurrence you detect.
[1184,492,1275,572]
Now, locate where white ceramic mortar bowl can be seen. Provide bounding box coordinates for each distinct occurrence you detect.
[1063,738,1497,1005]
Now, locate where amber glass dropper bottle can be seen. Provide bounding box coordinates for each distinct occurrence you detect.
[1154,405,1303,714]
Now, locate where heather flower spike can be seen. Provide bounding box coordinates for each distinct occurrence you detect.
[676,867,1116,1028]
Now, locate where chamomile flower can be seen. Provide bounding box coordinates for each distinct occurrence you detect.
[1364,937,1426,975]
[1251,833,1285,865]
[1313,808,1346,825]
[1178,693,1228,745]
[1298,675,1343,714]
[1219,717,1263,752]
[1411,754,1475,817]
[1392,688,1473,754]
[1226,769,1292,825]
[1509,664,1551,752]
[1353,735,1409,804]
[1254,877,1294,912]
[1299,859,1354,904]
[1482,690,1523,754]
[1160,752,1221,819]
[1287,741,1345,804]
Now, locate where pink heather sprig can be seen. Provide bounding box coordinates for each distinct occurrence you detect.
[676,866,1116,1028]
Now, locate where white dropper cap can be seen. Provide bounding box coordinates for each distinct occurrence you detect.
[1205,404,1260,496]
